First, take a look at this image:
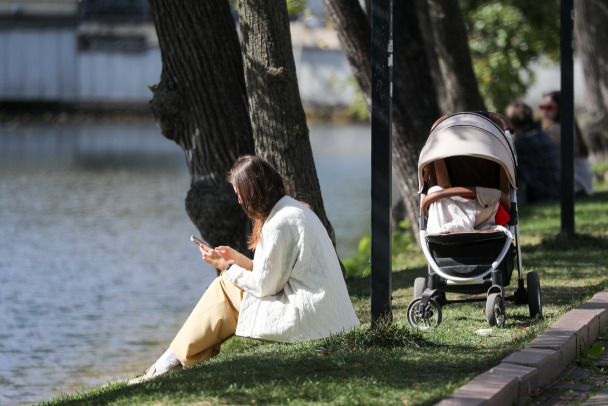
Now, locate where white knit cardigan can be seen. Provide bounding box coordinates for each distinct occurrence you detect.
[222,196,360,342]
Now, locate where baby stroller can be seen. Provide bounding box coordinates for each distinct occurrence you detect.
[407,112,542,329]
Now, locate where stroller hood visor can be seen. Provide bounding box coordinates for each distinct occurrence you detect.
[418,117,517,192]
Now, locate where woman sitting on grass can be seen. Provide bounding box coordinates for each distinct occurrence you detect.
[128,155,360,385]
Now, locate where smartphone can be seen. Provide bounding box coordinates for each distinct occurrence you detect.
[190,235,211,249]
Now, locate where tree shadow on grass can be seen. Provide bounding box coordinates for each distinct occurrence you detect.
[346,265,428,298]
[63,334,507,406]
[540,284,604,308]
[520,233,607,255]
[121,353,450,405]
[519,232,607,274]
[538,233,608,251]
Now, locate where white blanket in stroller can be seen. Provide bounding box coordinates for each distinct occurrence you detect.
[426,186,512,237]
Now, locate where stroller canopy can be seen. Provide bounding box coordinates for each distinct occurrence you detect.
[418,112,518,192]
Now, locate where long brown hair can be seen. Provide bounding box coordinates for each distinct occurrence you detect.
[228,155,286,249]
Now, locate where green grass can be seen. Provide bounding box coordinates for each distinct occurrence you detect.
[41,175,608,406]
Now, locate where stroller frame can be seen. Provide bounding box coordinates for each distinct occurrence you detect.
[407,112,542,329]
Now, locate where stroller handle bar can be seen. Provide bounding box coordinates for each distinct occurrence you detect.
[430,111,514,134]
[421,186,511,217]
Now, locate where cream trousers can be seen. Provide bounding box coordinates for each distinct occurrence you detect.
[170,274,243,366]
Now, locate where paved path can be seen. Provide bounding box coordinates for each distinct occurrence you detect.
[530,336,608,405]
[435,289,608,405]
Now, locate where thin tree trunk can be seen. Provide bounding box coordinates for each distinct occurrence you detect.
[323,0,441,239]
[415,0,485,113]
[413,0,448,114]
[148,0,255,258]
[392,0,443,235]
[575,1,608,158]
[237,0,338,246]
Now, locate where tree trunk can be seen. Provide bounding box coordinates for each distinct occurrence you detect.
[323,0,441,238]
[236,0,338,246]
[575,1,608,158]
[148,0,255,257]
[391,0,443,233]
[415,0,485,113]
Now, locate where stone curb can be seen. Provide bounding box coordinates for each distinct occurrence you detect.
[435,289,608,406]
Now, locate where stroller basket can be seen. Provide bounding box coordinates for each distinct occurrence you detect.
[426,231,512,283]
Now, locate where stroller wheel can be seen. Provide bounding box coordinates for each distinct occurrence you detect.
[486,293,505,327]
[527,271,543,319]
[413,277,426,300]
[407,297,442,329]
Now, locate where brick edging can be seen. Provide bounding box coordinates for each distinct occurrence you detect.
[435,289,608,406]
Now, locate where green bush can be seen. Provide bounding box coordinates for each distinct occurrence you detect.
[343,219,417,278]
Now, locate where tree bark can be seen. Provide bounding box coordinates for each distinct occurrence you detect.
[148,0,255,257]
[323,0,441,237]
[391,0,443,233]
[412,0,447,114]
[415,0,485,113]
[236,0,338,245]
[575,1,608,158]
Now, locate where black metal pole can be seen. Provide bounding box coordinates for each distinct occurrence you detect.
[560,0,575,236]
[370,0,393,328]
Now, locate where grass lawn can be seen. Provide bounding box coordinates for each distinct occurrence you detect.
[42,174,608,406]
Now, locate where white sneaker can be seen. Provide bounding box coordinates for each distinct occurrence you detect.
[127,365,156,385]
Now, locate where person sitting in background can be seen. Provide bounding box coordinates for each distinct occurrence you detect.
[506,102,561,203]
[128,155,360,385]
[540,90,594,197]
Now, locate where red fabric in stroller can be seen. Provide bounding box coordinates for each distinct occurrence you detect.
[407,112,542,329]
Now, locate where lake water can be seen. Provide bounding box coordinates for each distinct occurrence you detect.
[0,114,378,405]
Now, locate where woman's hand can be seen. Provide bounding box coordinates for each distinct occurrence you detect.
[199,245,231,271]
[216,245,253,271]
